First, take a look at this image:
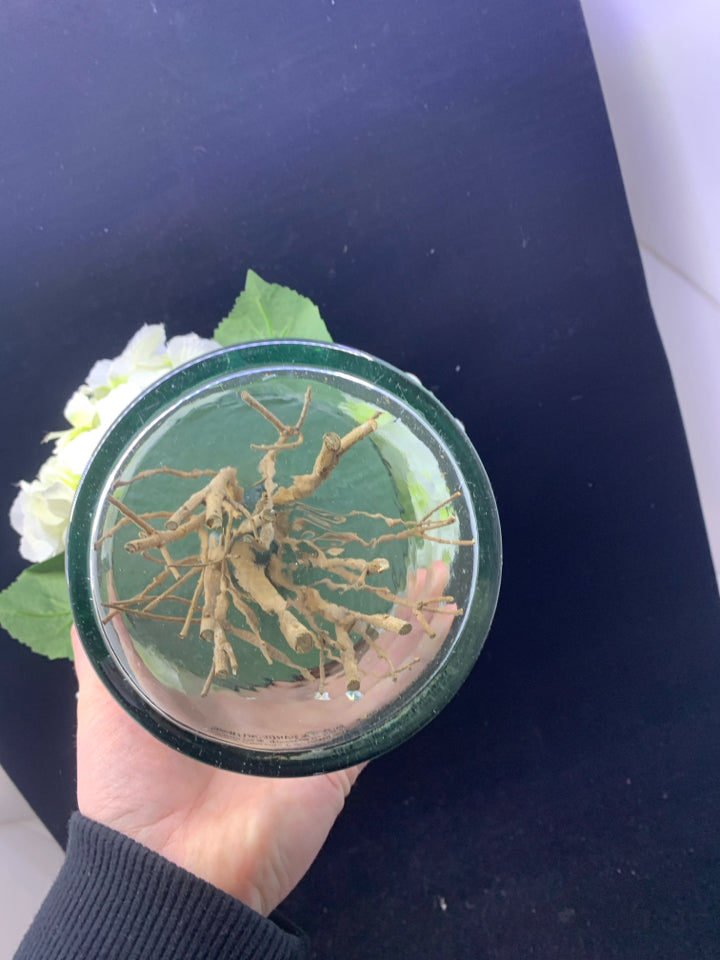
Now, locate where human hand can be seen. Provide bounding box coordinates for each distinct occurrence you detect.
[71,626,363,916]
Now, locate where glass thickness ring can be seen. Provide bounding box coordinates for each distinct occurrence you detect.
[67,340,501,776]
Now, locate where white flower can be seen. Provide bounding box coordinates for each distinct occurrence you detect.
[63,391,96,430]
[12,323,218,562]
[166,332,218,367]
[10,457,76,562]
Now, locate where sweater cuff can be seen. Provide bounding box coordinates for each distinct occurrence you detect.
[14,813,307,960]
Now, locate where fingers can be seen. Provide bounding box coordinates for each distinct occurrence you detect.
[323,760,368,801]
[425,557,451,596]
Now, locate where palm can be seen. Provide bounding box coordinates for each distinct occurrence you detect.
[72,627,360,916]
[71,560,453,915]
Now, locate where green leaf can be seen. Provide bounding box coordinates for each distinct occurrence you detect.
[0,554,74,660]
[213,269,333,346]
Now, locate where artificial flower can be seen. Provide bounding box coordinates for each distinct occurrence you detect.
[10,324,218,562]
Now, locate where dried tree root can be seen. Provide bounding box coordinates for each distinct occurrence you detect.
[274,413,380,505]
[230,541,314,654]
[97,388,473,697]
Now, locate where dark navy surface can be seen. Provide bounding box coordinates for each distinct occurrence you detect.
[1,2,719,957]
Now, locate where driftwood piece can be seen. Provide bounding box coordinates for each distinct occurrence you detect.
[97,388,471,697]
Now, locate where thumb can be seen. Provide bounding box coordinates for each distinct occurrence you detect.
[70,624,124,723]
[71,624,99,690]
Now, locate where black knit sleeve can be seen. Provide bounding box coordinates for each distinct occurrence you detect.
[14,813,308,960]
